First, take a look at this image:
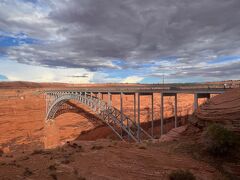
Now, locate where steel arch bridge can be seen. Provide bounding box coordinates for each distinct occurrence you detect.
[45,91,152,142]
[44,86,227,142]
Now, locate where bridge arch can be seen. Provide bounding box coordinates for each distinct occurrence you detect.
[46,94,86,120]
[45,93,152,142]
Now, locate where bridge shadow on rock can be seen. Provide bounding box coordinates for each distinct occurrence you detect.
[75,114,191,141]
[55,101,104,127]
[54,99,191,142]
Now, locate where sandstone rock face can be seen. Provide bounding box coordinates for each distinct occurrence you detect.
[195,88,240,132]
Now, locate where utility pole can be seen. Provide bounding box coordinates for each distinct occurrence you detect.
[162,73,165,86]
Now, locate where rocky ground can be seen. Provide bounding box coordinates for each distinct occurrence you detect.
[0,128,223,180]
[195,88,240,133]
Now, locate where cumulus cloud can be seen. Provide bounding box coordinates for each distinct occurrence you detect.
[0,0,240,82]
[0,59,94,83]
[122,76,143,83]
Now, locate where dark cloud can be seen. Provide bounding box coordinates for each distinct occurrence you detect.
[0,0,240,79]
[151,60,240,81]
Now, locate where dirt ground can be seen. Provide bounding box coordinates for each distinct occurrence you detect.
[0,129,223,180]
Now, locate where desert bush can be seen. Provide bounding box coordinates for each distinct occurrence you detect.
[61,159,70,164]
[91,145,103,150]
[138,143,147,149]
[32,149,44,155]
[202,124,239,156]
[23,168,33,176]
[169,169,195,180]
[48,164,57,171]
[50,173,58,180]
[78,176,86,180]
[0,149,3,157]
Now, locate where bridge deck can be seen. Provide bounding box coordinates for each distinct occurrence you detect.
[44,87,227,95]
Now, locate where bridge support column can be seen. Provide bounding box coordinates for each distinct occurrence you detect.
[194,93,211,111]
[120,92,124,137]
[93,93,97,112]
[79,92,82,102]
[98,92,101,113]
[174,94,178,128]
[90,92,93,109]
[194,93,198,111]
[134,93,136,123]
[45,93,49,115]
[151,93,154,137]
[108,92,112,107]
[137,93,141,142]
[160,93,164,136]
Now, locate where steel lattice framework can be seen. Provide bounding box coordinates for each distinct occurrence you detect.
[45,92,152,142]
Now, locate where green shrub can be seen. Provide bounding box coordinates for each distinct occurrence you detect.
[169,169,195,180]
[203,124,239,156]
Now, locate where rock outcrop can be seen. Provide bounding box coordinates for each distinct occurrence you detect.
[195,88,240,133]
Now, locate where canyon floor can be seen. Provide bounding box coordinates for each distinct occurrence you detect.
[0,82,239,180]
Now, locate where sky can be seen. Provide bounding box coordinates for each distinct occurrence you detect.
[0,0,240,84]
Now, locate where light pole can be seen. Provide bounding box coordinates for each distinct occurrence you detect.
[162,73,165,86]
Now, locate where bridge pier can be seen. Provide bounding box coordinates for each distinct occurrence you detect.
[120,92,123,137]
[137,93,141,141]
[134,93,136,123]
[161,93,178,136]
[151,93,154,137]
[137,92,155,139]
[90,92,93,109]
[161,93,164,136]
[98,92,101,113]
[174,94,178,128]
[108,92,112,107]
[194,93,211,111]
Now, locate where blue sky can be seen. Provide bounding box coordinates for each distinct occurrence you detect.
[0,33,39,47]
[0,74,8,81]
[0,0,239,83]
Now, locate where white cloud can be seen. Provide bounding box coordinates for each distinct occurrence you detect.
[0,58,138,83]
[0,58,93,83]
[122,76,143,83]
[90,72,122,83]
